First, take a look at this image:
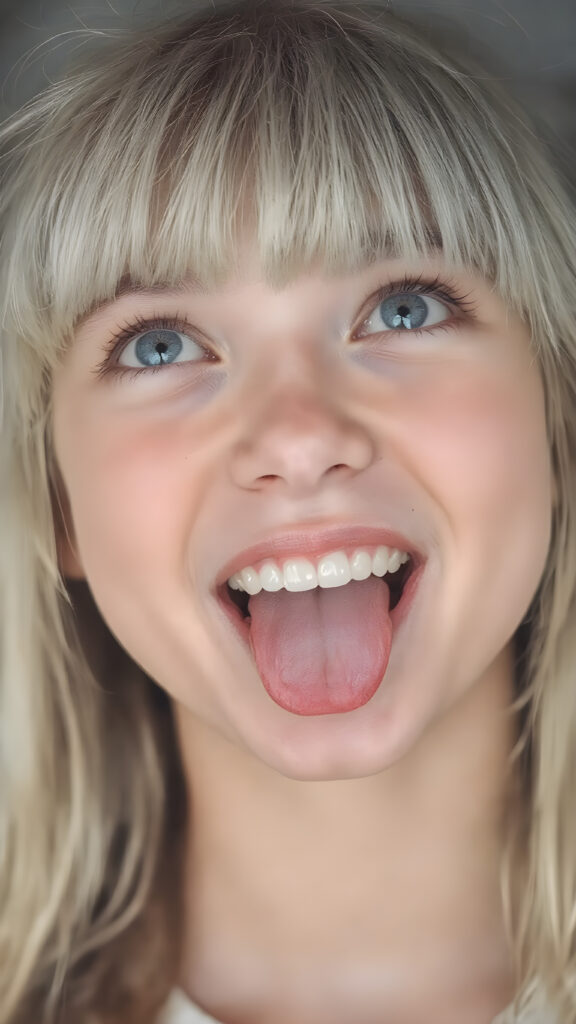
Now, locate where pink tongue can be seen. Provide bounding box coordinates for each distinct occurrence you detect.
[248,577,392,716]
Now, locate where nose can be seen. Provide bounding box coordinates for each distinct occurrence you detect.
[229,381,375,496]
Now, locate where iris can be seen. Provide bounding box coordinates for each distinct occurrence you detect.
[380,293,428,330]
[134,330,183,366]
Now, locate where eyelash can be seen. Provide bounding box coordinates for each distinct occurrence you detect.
[93,274,476,383]
[93,313,212,383]
[360,274,475,329]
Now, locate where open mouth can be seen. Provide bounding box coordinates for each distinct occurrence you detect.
[218,553,418,631]
[213,539,423,716]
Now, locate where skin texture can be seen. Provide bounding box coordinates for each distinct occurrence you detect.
[53,255,553,1021]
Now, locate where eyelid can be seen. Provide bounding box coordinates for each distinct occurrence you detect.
[92,274,477,382]
[93,312,218,381]
[351,274,477,338]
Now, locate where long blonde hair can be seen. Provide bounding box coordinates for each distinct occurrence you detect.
[1,1,576,1020]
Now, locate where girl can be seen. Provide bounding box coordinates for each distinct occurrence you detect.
[1,1,575,1021]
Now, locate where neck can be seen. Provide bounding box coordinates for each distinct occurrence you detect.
[173,648,519,1023]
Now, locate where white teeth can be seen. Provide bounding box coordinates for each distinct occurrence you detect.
[227,546,410,595]
[259,561,284,592]
[238,567,262,596]
[372,546,390,577]
[317,551,351,589]
[350,550,372,581]
[387,548,403,573]
[284,558,317,592]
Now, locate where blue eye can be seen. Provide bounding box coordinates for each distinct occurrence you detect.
[119,328,205,369]
[362,292,450,334]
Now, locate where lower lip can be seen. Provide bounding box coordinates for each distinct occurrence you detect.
[215,563,423,704]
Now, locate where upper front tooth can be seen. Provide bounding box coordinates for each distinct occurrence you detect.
[284,558,318,592]
[317,551,352,589]
[227,546,410,594]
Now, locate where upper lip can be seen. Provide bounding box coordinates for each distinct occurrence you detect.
[214,523,424,590]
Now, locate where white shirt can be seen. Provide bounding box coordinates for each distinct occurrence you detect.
[158,987,559,1023]
[159,989,215,1023]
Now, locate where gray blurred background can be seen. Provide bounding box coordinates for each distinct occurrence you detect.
[0,0,574,178]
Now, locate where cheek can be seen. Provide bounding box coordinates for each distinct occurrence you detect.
[402,360,552,528]
[53,400,225,702]
[402,359,553,658]
[53,406,209,585]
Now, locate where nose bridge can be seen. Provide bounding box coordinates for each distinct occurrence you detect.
[257,378,341,453]
[229,356,375,493]
[260,367,339,430]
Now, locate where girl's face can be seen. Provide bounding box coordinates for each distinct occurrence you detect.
[52,253,553,779]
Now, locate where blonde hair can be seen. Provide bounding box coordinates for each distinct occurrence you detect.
[1,1,576,1020]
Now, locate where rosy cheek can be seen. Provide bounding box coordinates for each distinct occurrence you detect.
[398,360,550,517]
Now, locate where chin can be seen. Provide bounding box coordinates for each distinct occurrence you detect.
[232,689,428,782]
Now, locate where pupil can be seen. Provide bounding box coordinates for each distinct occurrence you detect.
[380,293,427,330]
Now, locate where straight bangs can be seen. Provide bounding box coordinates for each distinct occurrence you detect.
[1,1,564,364]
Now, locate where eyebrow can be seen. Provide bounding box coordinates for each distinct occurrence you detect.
[74,274,204,331]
